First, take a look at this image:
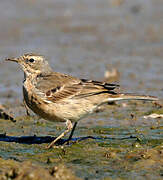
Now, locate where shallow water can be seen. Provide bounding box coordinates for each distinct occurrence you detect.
[0,0,163,179]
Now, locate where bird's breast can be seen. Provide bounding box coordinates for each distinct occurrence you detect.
[23,79,36,109]
[23,79,66,122]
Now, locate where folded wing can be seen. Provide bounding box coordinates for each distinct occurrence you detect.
[35,73,119,103]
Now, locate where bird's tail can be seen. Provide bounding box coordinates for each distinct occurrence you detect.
[107,93,158,102]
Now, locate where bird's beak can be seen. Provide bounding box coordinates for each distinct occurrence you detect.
[5,57,19,63]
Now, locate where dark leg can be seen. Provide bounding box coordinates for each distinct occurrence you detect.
[23,99,30,116]
[66,122,78,142]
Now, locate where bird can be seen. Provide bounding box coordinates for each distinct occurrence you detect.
[6,53,158,148]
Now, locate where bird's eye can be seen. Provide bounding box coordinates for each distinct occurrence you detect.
[29,58,35,63]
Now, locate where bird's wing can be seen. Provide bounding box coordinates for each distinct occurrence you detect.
[35,73,119,103]
[73,79,119,99]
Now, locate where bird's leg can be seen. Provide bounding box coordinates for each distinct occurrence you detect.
[46,120,73,149]
[66,122,78,144]
[23,99,31,116]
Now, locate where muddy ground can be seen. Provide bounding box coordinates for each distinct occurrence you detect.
[0,0,163,179]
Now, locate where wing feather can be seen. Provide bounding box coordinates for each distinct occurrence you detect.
[35,73,119,103]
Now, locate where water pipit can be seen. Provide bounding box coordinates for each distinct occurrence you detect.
[6,53,158,148]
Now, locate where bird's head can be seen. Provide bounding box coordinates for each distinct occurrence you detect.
[6,53,52,76]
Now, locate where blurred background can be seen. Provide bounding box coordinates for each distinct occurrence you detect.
[0,0,162,99]
[0,1,162,179]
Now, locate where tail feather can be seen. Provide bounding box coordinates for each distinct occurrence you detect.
[107,93,158,102]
